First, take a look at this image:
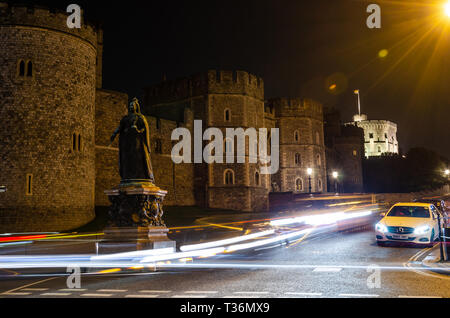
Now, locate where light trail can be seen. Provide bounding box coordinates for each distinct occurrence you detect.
[180,230,275,252]
[0,207,376,271]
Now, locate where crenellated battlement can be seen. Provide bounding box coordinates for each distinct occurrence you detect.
[267,97,323,121]
[144,70,265,105]
[0,2,99,48]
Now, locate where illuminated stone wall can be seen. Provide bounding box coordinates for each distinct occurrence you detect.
[0,3,99,231]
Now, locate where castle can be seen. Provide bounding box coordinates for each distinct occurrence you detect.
[0,3,359,232]
[347,114,399,158]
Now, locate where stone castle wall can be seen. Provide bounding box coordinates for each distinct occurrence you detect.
[0,3,98,231]
[143,70,269,212]
[268,98,327,193]
[95,89,127,206]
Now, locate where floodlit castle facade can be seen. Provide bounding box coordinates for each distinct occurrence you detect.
[348,114,399,158]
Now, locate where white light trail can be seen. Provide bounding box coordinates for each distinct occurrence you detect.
[226,229,310,252]
[90,247,174,261]
[180,230,275,252]
[270,210,372,227]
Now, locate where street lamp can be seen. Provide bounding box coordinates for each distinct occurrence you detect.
[307,168,313,194]
[445,169,450,176]
[332,171,339,194]
[444,1,450,18]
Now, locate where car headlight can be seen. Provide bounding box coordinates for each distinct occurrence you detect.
[375,223,388,233]
[414,225,430,235]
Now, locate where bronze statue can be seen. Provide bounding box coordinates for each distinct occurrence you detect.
[110,98,155,183]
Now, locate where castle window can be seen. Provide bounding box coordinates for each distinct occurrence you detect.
[315,132,320,145]
[156,118,161,130]
[72,133,77,152]
[316,154,321,167]
[78,134,82,152]
[255,171,260,186]
[318,179,323,191]
[295,178,303,192]
[224,109,231,122]
[295,153,301,166]
[353,150,357,156]
[26,174,33,196]
[378,146,382,153]
[369,133,374,139]
[26,61,33,77]
[18,60,25,77]
[224,169,235,185]
[294,130,300,143]
[155,139,163,154]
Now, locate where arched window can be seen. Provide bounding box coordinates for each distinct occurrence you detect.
[295,178,303,192]
[316,154,321,166]
[377,146,381,153]
[294,130,300,143]
[224,169,235,185]
[318,178,323,191]
[255,171,260,186]
[315,132,320,145]
[26,61,33,77]
[19,60,25,77]
[295,153,301,166]
[224,109,231,122]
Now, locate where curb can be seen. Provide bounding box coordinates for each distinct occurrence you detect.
[421,244,450,275]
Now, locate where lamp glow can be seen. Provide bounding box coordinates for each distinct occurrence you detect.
[445,2,450,18]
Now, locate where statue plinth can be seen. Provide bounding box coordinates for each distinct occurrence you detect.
[98,181,175,255]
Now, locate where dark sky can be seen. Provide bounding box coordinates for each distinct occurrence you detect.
[13,0,450,158]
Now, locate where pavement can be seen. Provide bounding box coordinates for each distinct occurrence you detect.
[421,243,450,275]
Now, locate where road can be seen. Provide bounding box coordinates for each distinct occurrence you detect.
[1,226,449,298]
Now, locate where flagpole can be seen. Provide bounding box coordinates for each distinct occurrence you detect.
[354,89,361,116]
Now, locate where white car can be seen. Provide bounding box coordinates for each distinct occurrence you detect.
[375,202,440,246]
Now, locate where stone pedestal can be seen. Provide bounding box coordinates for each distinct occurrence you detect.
[98,181,175,255]
[97,226,175,255]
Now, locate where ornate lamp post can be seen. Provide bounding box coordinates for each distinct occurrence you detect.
[307,168,313,193]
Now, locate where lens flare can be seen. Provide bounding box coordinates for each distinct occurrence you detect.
[445,2,450,18]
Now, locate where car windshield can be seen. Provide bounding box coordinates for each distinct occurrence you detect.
[388,206,430,218]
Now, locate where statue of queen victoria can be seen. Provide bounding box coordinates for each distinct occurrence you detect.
[110,97,155,184]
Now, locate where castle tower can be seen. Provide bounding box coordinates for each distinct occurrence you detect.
[268,98,327,193]
[143,70,270,212]
[0,3,100,231]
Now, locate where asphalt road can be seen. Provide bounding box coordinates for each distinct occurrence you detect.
[1,226,449,298]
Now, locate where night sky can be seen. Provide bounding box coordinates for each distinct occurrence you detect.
[11,0,450,158]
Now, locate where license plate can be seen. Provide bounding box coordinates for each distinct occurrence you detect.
[392,234,407,239]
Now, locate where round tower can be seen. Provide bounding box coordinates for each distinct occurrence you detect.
[268,98,327,193]
[0,3,99,231]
